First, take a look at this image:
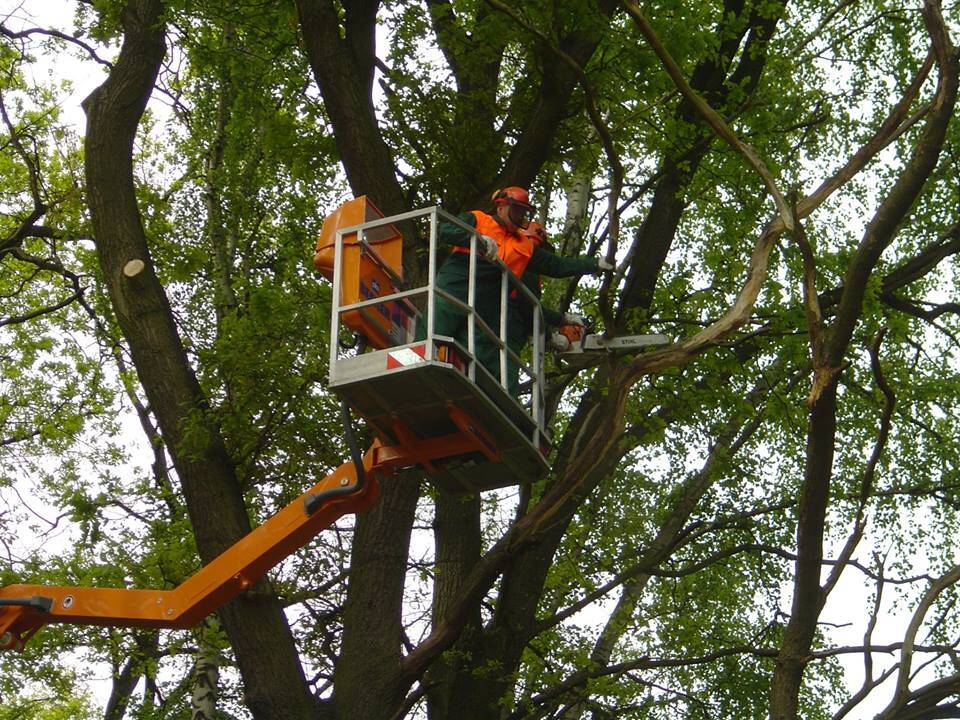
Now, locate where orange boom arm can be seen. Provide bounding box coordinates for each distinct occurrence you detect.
[0,449,380,651]
[0,405,503,652]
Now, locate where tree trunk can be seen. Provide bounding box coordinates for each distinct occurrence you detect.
[295,0,407,220]
[770,8,957,713]
[421,374,636,719]
[425,490,484,719]
[333,473,420,720]
[768,378,838,720]
[190,620,220,720]
[82,2,319,718]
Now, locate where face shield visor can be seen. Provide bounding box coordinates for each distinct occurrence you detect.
[508,202,534,229]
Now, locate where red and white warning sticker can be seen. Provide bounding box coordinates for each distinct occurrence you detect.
[386,347,425,368]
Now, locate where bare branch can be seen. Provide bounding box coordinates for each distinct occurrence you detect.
[833,560,893,720]
[506,644,779,719]
[620,0,795,232]
[874,563,960,719]
[0,22,113,68]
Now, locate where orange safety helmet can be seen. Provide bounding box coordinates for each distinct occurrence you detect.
[491,186,535,212]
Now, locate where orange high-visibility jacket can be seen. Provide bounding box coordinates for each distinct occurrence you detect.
[453,211,534,278]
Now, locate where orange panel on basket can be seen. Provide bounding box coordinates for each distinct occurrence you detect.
[314,196,414,349]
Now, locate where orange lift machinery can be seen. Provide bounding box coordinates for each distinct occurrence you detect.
[0,197,554,652]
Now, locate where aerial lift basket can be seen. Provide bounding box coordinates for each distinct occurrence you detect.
[317,199,552,493]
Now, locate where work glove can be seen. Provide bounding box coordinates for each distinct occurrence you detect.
[596,257,615,273]
[548,332,572,352]
[477,234,499,262]
[562,313,585,326]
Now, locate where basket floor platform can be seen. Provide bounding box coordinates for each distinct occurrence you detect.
[330,339,550,493]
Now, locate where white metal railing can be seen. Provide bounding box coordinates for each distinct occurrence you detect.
[327,205,547,438]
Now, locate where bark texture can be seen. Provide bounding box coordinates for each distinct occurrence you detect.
[330,473,420,720]
[82,2,320,718]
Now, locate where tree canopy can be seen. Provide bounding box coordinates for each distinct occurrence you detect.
[1,1,959,719]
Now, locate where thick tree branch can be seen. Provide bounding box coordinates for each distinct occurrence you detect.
[83,1,321,716]
[616,0,786,318]
[488,0,620,194]
[483,0,623,329]
[819,329,896,603]
[296,0,407,219]
[621,0,795,233]
[827,1,958,366]
[772,6,957,716]
[791,210,826,354]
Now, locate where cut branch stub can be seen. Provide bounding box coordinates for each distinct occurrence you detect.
[123,258,146,278]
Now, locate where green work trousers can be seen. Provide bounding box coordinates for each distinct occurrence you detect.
[418,256,511,391]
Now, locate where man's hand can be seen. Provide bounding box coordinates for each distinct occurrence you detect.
[596,257,615,272]
[551,322,584,351]
[548,332,572,352]
[477,234,498,261]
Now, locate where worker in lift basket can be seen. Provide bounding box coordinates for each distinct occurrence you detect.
[426,186,613,395]
[506,221,598,394]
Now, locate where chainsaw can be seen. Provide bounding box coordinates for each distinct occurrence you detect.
[551,316,669,363]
